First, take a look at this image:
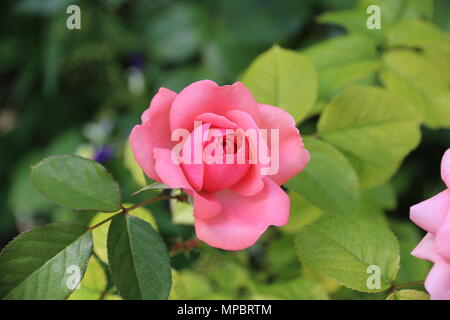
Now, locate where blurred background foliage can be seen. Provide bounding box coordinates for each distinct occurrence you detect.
[0,0,449,299]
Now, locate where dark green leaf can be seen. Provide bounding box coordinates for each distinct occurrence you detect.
[296,215,400,293]
[31,155,121,212]
[107,214,171,300]
[0,223,92,300]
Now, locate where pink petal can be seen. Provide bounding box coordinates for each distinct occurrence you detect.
[425,260,450,300]
[411,233,439,262]
[225,110,265,195]
[410,190,450,233]
[170,80,260,132]
[230,165,264,196]
[180,123,210,191]
[436,224,450,261]
[130,88,177,181]
[201,129,251,192]
[193,191,221,219]
[194,178,290,250]
[202,161,251,192]
[195,113,238,129]
[442,149,450,188]
[141,88,177,123]
[153,148,191,189]
[258,103,310,185]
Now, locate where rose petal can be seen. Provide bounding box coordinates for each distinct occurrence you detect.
[193,191,221,219]
[410,190,450,233]
[436,224,450,261]
[180,123,210,191]
[225,110,266,196]
[195,112,238,129]
[442,149,450,188]
[411,233,439,262]
[130,88,177,181]
[153,148,191,189]
[170,80,260,132]
[194,178,289,250]
[230,165,264,196]
[258,103,310,185]
[425,260,450,300]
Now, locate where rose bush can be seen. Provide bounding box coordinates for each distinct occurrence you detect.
[130,80,309,250]
[410,149,450,300]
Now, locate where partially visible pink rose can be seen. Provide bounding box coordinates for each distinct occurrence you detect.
[130,80,309,250]
[410,149,450,300]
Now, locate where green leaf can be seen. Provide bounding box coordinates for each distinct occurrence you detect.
[386,20,450,82]
[386,20,446,48]
[131,182,171,196]
[318,85,421,167]
[344,151,402,188]
[107,214,171,300]
[286,137,359,215]
[295,215,400,293]
[317,0,433,42]
[303,34,377,70]
[387,289,429,300]
[241,45,318,122]
[0,223,93,300]
[318,60,380,100]
[302,34,380,99]
[90,205,157,264]
[31,155,121,212]
[380,50,450,128]
[363,184,396,210]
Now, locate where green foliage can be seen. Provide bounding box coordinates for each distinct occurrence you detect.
[31,155,121,212]
[107,214,171,300]
[318,86,421,166]
[280,192,324,234]
[296,216,400,293]
[302,34,379,100]
[380,50,450,128]
[2,0,449,301]
[387,289,429,300]
[242,45,318,122]
[318,0,434,42]
[90,205,157,264]
[0,223,92,299]
[286,137,359,214]
[318,86,421,187]
[252,278,329,300]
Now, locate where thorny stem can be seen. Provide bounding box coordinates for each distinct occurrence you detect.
[88,194,187,230]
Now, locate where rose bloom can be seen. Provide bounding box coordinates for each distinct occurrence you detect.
[410,149,450,299]
[130,80,309,250]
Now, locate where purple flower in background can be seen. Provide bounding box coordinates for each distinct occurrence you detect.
[94,145,114,163]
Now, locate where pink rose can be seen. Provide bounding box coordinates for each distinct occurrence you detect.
[410,149,450,299]
[130,80,309,250]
